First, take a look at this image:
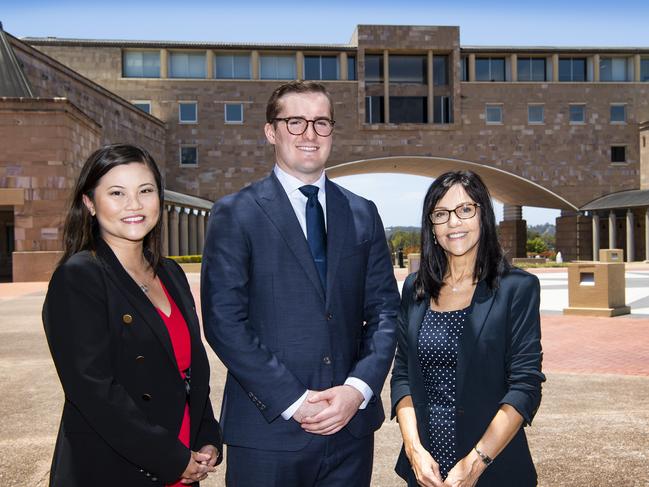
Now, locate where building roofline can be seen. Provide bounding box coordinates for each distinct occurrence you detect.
[461,45,649,53]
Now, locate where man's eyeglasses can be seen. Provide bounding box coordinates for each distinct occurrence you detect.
[429,203,481,225]
[272,117,335,137]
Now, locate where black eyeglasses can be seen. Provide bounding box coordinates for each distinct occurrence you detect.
[272,117,335,137]
[429,203,480,225]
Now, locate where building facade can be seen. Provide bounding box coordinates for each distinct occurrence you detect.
[2,24,648,280]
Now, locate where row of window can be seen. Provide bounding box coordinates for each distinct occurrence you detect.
[365,54,449,85]
[123,51,356,80]
[484,103,628,125]
[365,96,452,124]
[461,56,649,82]
[133,100,244,124]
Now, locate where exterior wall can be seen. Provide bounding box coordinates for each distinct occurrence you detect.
[641,123,649,190]
[556,214,593,261]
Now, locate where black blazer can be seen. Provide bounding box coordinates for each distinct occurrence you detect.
[43,240,222,487]
[390,269,545,487]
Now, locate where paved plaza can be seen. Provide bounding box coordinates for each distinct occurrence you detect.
[0,267,648,486]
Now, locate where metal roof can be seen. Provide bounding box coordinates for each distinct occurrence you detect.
[581,189,649,211]
[164,189,213,211]
[0,22,33,97]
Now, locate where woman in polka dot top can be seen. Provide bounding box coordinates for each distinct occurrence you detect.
[391,171,545,487]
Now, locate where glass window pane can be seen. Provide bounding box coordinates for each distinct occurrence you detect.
[365,55,383,83]
[569,105,585,123]
[531,58,546,81]
[304,56,321,80]
[433,95,452,123]
[611,58,627,81]
[180,147,197,165]
[179,103,197,122]
[225,104,243,123]
[261,55,296,80]
[233,55,251,79]
[486,105,502,123]
[321,56,338,80]
[559,59,572,81]
[365,96,384,123]
[347,56,356,80]
[528,105,544,123]
[215,55,233,78]
[518,58,531,81]
[475,58,490,81]
[389,56,426,83]
[460,57,468,81]
[389,96,427,123]
[170,52,206,78]
[490,58,505,81]
[600,58,612,81]
[641,59,649,82]
[572,58,586,81]
[133,102,151,114]
[123,51,160,78]
[611,146,626,163]
[433,55,448,86]
[610,105,626,122]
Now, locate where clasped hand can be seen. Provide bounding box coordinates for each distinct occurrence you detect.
[293,386,363,436]
[180,444,219,484]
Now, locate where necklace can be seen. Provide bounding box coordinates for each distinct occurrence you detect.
[447,272,469,292]
[138,282,150,294]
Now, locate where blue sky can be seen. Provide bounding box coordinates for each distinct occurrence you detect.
[3,0,647,226]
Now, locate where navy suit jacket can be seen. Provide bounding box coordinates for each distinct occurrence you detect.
[390,270,545,487]
[201,172,400,451]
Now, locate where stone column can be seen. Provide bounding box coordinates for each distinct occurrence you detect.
[339,52,348,81]
[162,205,169,256]
[510,53,518,82]
[160,49,168,78]
[188,210,198,255]
[168,206,179,256]
[593,54,600,82]
[608,210,616,248]
[251,50,259,80]
[296,51,304,81]
[179,209,189,256]
[427,50,434,124]
[499,205,527,259]
[197,211,206,255]
[592,213,600,260]
[383,50,390,123]
[552,54,559,81]
[468,53,476,81]
[626,209,635,262]
[634,54,641,82]
[206,50,214,79]
[645,208,649,261]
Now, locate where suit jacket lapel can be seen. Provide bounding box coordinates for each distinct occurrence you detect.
[324,179,350,303]
[255,172,325,300]
[456,280,495,400]
[95,240,178,370]
[407,295,428,392]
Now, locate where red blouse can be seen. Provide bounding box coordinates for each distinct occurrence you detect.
[156,282,191,487]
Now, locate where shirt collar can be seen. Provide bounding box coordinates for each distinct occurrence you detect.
[273,165,326,196]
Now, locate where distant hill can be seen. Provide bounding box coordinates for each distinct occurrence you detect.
[528,223,555,236]
[385,226,420,238]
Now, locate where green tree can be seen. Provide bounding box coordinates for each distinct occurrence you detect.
[526,236,548,254]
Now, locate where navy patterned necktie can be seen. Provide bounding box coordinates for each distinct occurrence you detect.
[299,185,327,288]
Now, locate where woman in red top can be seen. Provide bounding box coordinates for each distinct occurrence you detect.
[43,144,222,486]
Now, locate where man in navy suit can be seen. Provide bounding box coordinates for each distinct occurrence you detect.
[201,81,400,486]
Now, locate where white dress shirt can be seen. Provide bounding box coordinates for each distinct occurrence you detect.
[273,165,373,420]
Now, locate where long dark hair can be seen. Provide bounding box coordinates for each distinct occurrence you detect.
[414,170,509,302]
[59,144,165,270]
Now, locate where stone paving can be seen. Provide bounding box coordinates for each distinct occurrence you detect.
[0,267,648,486]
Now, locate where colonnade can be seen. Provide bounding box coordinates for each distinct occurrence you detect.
[161,205,210,257]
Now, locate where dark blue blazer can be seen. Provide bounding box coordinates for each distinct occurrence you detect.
[201,172,400,451]
[390,269,545,487]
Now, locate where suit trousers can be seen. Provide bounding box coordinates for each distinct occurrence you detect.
[225,428,373,487]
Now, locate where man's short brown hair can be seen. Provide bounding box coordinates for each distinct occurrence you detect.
[265,81,334,123]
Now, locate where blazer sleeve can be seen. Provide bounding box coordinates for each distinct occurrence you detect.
[42,258,189,483]
[390,273,415,419]
[499,273,546,425]
[201,199,306,423]
[346,201,401,397]
[166,260,223,458]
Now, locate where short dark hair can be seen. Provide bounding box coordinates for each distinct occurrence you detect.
[60,144,165,270]
[414,170,510,302]
[265,81,334,123]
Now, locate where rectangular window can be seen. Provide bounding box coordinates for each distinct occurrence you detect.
[559,58,586,81]
[260,54,296,80]
[215,53,251,79]
[304,55,339,80]
[389,55,427,84]
[610,104,626,123]
[123,51,160,78]
[365,54,383,83]
[180,146,198,166]
[485,104,503,124]
[641,58,649,82]
[518,57,546,81]
[225,103,243,124]
[132,101,151,114]
[389,96,427,123]
[179,102,197,123]
[347,56,356,80]
[600,57,630,82]
[433,55,449,86]
[475,57,505,81]
[365,96,384,123]
[169,52,206,78]
[569,104,585,123]
[528,104,544,124]
[611,145,626,163]
[433,95,452,124]
[460,56,468,81]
